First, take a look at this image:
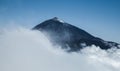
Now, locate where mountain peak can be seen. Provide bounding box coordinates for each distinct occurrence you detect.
[52,17,58,20]
[51,17,65,23]
[33,18,120,52]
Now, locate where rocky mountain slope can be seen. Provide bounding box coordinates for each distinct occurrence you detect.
[33,17,119,52]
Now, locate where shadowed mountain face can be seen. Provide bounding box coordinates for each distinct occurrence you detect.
[33,17,120,52]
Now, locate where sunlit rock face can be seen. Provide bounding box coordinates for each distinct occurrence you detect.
[33,17,119,52]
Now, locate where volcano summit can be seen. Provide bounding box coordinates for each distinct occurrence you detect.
[33,17,119,52]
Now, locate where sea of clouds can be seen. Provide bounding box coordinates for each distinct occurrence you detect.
[0,26,120,71]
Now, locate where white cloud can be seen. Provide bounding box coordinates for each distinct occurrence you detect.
[0,26,120,71]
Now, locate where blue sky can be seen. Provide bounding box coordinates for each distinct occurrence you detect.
[0,0,120,42]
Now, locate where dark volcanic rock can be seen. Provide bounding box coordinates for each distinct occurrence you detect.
[32,17,120,52]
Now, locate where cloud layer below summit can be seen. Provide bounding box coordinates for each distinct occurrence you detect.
[0,26,120,71]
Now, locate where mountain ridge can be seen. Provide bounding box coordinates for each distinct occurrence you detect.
[32,17,120,52]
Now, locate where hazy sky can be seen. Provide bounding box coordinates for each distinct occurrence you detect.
[0,0,120,42]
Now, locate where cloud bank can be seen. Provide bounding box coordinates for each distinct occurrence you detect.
[0,26,120,71]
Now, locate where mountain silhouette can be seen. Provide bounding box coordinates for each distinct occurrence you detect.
[32,17,120,52]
